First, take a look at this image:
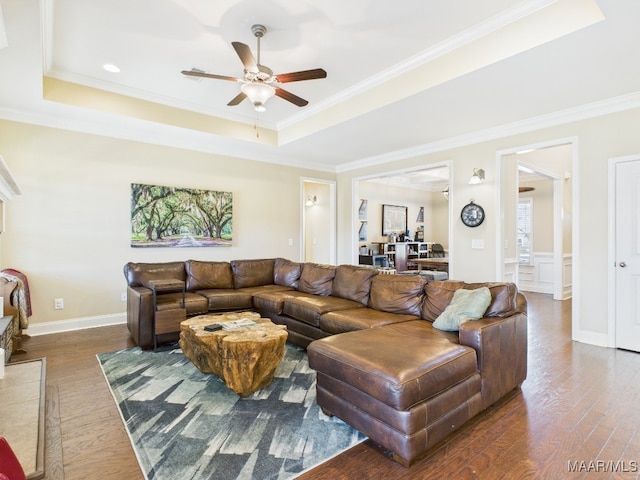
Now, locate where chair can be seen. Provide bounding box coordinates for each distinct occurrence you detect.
[0,437,26,480]
[431,243,445,258]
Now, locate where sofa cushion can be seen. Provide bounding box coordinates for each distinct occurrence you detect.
[124,261,186,288]
[283,295,364,327]
[185,260,234,291]
[331,265,378,305]
[320,308,418,334]
[465,282,518,317]
[422,281,519,322]
[155,292,208,315]
[253,289,308,315]
[194,288,253,311]
[274,258,302,288]
[421,280,465,321]
[230,258,275,289]
[369,274,425,316]
[298,263,336,296]
[433,287,492,331]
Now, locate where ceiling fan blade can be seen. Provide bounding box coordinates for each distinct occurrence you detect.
[227,92,247,106]
[275,87,308,107]
[231,42,258,72]
[181,69,240,82]
[275,68,327,83]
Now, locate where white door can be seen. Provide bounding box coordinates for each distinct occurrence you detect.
[615,159,640,352]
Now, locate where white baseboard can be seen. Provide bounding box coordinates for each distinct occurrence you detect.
[25,312,127,336]
[572,329,610,348]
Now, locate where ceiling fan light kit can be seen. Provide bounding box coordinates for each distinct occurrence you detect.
[182,24,327,113]
[241,82,275,112]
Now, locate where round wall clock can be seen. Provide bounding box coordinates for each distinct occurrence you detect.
[461,201,485,227]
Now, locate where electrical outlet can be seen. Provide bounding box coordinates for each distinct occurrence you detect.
[54,298,64,310]
[120,292,127,302]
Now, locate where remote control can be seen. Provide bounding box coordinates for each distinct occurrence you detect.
[204,323,223,332]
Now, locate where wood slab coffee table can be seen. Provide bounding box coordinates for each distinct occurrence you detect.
[179,311,288,397]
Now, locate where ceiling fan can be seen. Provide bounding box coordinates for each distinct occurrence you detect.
[182,24,327,112]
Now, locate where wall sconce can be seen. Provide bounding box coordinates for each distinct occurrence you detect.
[441,185,449,200]
[305,195,318,206]
[468,168,485,185]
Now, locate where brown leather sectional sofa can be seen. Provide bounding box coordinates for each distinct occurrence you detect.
[124,257,527,466]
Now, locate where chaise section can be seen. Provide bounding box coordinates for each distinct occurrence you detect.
[308,325,483,466]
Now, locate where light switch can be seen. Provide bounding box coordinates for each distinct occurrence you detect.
[472,239,484,249]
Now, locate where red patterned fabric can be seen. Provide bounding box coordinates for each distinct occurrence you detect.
[0,437,26,480]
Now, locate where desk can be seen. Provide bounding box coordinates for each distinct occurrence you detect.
[412,258,449,274]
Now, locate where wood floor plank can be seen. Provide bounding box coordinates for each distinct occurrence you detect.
[8,292,640,479]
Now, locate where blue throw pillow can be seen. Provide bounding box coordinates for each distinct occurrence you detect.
[433,287,491,331]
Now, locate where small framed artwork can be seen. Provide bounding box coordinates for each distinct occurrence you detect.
[358,199,368,221]
[359,221,367,241]
[382,204,407,236]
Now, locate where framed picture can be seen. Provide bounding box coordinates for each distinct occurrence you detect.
[358,199,368,220]
[382,204,407,236]
[358,221,367,241]
[130,183,233,248]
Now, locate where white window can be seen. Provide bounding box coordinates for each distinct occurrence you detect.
[517,198,533,265]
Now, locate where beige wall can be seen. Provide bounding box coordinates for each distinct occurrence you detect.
[0,120,334,326]
[337,107,640,342]
[3,106,640,345]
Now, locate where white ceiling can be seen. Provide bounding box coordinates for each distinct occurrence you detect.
[1,0,639,172]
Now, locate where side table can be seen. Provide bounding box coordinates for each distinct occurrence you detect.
[148,279,186,351]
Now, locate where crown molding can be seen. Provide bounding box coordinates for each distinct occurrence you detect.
[337,91,640,173]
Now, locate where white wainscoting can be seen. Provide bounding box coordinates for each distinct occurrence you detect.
[503,257,518,283]
[518,252,572,299]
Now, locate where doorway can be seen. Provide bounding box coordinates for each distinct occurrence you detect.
[498,142,574,301]
[352,163,451,267]
[302,178,336,264]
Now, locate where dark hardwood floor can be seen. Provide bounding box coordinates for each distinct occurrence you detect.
[11,292,640,479]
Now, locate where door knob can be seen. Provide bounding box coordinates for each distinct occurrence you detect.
[619,262,627,268]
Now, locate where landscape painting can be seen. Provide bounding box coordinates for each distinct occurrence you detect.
[131,183,232,248]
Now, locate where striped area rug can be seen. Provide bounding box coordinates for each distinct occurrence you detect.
[97,344,365,480]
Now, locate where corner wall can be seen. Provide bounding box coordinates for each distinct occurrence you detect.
[337,107,640,345]
[0,120,334,328]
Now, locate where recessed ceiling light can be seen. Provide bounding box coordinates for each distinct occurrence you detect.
[103,63,120,73]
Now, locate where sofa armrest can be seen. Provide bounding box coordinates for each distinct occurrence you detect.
[459,310,527,409]
[127,286,154,349]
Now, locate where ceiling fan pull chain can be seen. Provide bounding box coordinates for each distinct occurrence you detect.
[254,113,260,138]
